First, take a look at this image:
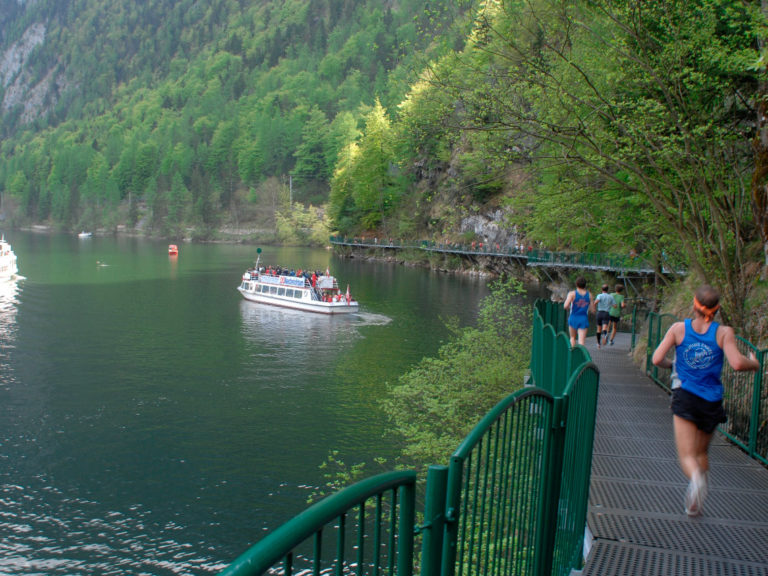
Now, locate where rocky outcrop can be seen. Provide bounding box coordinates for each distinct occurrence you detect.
[460,209,521,249]
[1,22,59,124]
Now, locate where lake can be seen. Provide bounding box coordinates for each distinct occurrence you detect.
[0,231,544,575]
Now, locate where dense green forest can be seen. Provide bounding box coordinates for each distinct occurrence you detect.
[330,0,767,329]
[0,0,472,235]
[1,0,768,330]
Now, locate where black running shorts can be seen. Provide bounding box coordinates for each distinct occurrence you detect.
[671,388,726,434]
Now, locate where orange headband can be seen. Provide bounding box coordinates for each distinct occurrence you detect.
[693,296,720,321]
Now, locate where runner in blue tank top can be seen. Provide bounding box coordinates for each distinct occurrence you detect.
[652,285,759,517]
[563,276,593,347]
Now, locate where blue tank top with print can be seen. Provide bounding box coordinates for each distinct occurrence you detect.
[675,318,724,402]
[570,290,590,320]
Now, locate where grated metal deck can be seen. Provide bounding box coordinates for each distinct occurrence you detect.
[581,333,768,575]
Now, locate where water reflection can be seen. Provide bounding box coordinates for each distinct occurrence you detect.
[0,479,228,575]
[238,302,392,381]
[0,280,20,391]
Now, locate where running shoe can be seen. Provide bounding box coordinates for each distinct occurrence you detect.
[700,470,709,502]
[685,471,705,516]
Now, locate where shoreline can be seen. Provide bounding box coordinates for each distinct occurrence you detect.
[15,224,566,297]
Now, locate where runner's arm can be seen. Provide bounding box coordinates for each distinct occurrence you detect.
[652,322,683,369]
[563,291,574,311]
[718,326,760,371]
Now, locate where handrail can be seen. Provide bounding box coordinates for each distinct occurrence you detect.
[219,470,417,576]
[451,387,554,460]
[216,292,765,576]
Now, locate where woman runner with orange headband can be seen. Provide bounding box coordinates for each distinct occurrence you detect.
[652,285,759,516]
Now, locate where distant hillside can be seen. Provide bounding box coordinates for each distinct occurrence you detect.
[0,0,474,236]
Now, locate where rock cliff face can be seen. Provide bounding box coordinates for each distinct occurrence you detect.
[1,21,59,124]
[460,210,521,249]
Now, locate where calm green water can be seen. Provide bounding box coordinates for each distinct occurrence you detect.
[0,231,544,575]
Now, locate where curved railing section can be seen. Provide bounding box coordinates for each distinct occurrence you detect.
[441,388,555,576]
[439,301,599,576]
[645,311,768,465]
[550,362,600,575]
[218,470,417,576]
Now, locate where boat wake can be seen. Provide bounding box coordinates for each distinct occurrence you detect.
[351,312,392,327]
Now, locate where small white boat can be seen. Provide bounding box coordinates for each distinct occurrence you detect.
[238,259,358,315]
[0,235,18,280]
[78,231,93,238]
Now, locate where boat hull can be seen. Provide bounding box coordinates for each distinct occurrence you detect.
[0,238,18,281]
[238,286,358,314]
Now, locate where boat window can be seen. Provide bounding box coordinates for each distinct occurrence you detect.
[269,286,277,295]
[285,289,294,298]
[278,288,285,296]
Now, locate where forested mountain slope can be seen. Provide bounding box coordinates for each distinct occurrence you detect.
[0,0,472,236]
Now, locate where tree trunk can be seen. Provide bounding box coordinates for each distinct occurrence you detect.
[752,0,768,276]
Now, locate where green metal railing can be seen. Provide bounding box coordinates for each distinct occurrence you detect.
[218,300,599,576]
[218,470,417,576]
[436,352,599,576]
[329,237,676,275]
[550,363,600,575]
[440,388,554,576]
[526,250,655,273]
[644,311,768,465]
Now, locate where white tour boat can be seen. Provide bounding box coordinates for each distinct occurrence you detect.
[237,258,358,315]
[0,236,18,280]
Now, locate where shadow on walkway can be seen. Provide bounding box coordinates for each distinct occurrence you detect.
[581,333,768,575]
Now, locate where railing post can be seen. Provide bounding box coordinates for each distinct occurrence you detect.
[535,395,566,576]
[646,312,656,378]
[749,351,766,459]
[630,303,638,350]
[440,456,463,576]
[420,465,448,576]
[399,482,417,576]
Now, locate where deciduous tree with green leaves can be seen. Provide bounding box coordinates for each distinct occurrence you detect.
[383,277,530,466]
[329,100,403,231]
[438,0,763,323]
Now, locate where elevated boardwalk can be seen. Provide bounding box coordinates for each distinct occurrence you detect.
[583,333,768,575]
[329,236,681,277]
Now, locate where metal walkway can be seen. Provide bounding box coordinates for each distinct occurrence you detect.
[329,236,671,276]
[583,333,768,575]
